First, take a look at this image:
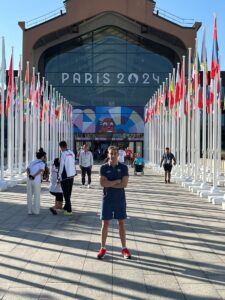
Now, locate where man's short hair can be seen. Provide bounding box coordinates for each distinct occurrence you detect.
[59,141,67,148]
[165,147,169,151]
[108,145,118,153]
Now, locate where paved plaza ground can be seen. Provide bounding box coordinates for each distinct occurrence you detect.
[0,166,225,299]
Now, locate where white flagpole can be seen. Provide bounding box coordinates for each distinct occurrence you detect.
[175,64,180,169]
[180,56,186,178]
[187,48,192,179]
[70,104,73,151]
[194,38,200,183]
[52,88,56,161]
[37,73,40,150]
[25,61,30,168]
[217,77,221,178]
[7,48,13,178]
[1,37,6,180]
[41,77,45,149]
[211,75,218,192]
[201,35,207,188]
[14,77,19,170]
[18,73,23,175]
[162,82,165,153]
[45,81,49,161]
[32,67,36,158]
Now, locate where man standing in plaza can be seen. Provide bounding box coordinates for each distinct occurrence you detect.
[59,141,76,216]
[97,145,131,259]
[160,147,176,183]
[79,144,93,188]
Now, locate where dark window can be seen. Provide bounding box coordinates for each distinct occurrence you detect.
[44,26,174,106]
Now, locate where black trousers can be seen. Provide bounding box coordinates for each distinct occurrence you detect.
[61,178,74,212]
[81,166,92,185]
[50,192,63,202]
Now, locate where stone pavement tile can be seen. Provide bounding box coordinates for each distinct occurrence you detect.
[144,273,180,290]
[174,268,209,285]
[29,249,61,263]
[148,289,185,300]
[2,287,42,299]
[189,249,224,264]
[217,290,225,299]
[144,274,185,300]
[204,273,225,291]
[47,261,83,284]
[76,270,112,299]
[113,270,148,300]
[0,240,16,252]
[163,248,193,260]
[180,283,221,300]
[11,261,55,288]
[39,282,78,300]
[0,285,9,299]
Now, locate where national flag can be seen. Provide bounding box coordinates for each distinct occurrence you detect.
[169,76,175,109]
[210,15,219,79]
[198,84,203,110]
[144,103,149,123]
[201,27,209,85]
[175,65,180,104]
[6,54,13,114]
[23,62,29,117]
[35,77,40,109]
[179,61,185,101]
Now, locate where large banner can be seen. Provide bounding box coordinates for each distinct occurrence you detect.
[73,106,144,134]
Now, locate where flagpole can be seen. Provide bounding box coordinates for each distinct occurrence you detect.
[7,48,13,178]
[41,77,45,150]
[201,28,207,188]
[187,48,192,179]
[211,75,218,192]
[25,61,29,168]
[1,37,6,180]
[180,56,186,179]
[18,74,23,175]
[194,38,200,183]
[37,73,40,150]
[15,77,18,170]
[217,77,221,178]
[45,81,49,161]
[11,50,15,176]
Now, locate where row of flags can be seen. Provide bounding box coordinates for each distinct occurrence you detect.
[144,16,222,123]
[0,46,73,126]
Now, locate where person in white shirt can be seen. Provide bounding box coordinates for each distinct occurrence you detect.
[49,158,63,215]
[118,147,126,164]
[26,151,46,215]
[79,144,94,188]
[59,141,76,216]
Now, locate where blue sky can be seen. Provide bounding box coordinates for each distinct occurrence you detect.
[0,0,224,69]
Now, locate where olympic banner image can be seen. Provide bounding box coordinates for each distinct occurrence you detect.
[73,106,144,133]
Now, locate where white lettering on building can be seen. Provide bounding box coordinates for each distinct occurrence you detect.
[61,72,161,86]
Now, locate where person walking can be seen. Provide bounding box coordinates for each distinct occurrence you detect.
[79,144,93,188]
[49,158,64,215]
[26,151,46,215]
[160,147,176,183]
[118,147,126,164]
[59,141,76,216]
[97,145,131,259]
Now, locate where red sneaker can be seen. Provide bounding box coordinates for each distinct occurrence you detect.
[97,248,106,259]
[122,248,131,259]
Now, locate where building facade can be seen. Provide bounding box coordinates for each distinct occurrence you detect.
[19,0,200,154]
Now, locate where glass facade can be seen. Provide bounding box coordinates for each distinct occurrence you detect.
[44,26,174,107]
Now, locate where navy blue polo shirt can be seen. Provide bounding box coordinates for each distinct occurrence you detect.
[100,162,129,201]
[162,152,175,166]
